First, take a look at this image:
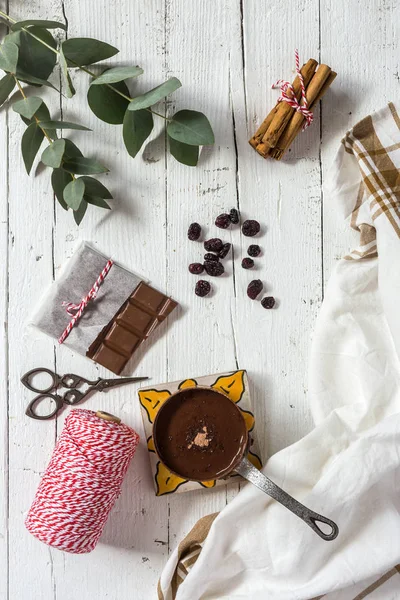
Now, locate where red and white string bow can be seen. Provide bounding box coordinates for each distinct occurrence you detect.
[58,259,114,344]
[272,49,314,131]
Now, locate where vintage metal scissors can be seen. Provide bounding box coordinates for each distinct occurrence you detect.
[21,367,148,420]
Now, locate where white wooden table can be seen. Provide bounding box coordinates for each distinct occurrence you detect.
[1,1,398,598]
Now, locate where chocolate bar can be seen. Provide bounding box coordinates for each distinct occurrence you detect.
[87,282,178,374]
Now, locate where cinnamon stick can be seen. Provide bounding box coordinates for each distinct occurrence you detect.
[249,58,318,150]
[256,64,332,158]
[269,70,337,160]
[260,58,318,149]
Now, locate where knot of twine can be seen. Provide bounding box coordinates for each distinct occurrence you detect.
[58,259,114,345]
[25,409,140,554]
[272,49,313,131]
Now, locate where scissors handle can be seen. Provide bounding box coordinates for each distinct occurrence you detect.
[60,374,100,388]
[21,368,61,393]
[25,393,64,420]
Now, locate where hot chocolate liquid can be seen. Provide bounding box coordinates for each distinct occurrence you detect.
[153,387,248,480]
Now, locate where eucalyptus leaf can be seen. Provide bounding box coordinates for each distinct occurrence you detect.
[51,167,73,210]
[79,176,113,198]
[123,109,153,158]
[73,199,88,225]
[128,77,181,111]
[12,20,67,31]
[63,139,83,160]
[21,122,44,174]
[59,46,75,98]
[61,38,119,67]
[21,102,57,140]
[12,96,43,119]
[0,41,19,73]
[168,135,199,166]
[38,120,91,131]
[14,70,58,90]
[167,110,214,146]
[91,65,144,86]
[63,177,85,210]
[13,27,57,82]
[84,195,111,209]
[41,139,66,168]
[87,80,130,124]
[63,157,109,174]
[0,74,15,107]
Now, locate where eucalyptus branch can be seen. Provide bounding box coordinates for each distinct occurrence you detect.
[0,10,215,224]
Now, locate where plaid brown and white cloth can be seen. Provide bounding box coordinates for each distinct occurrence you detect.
[158,104,400,600]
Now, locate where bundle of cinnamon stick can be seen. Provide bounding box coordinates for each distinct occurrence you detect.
[249,59,336,160]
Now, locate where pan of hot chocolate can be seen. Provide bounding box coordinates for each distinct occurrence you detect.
[153,386,339,542]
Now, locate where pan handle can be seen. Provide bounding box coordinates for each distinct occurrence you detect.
[235,457,339,541]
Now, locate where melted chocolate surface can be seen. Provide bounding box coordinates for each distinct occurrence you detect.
[154,387,248,480]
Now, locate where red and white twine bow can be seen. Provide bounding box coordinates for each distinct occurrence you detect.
[272,49,314,131]
[58,259,114,345]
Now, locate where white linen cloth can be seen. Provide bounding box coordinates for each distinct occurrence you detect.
[158,103,400,600]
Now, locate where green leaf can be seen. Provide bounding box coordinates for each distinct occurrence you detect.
[0,74,15,107]
[12,96,43,119]
[12,27,57,82]
[87,80,130,124]
[63,177,85,210]
[91,65,144,86]
[167,110,215,146]
[14,70,58,90]
[168,135,199,166]
[79,176,113,198]
[51,167,73,210]
[84,195,111,209]
[59,45,75,98]
[11,20,67,31]
[0,41,19,73]
[38,121,91,131]
[41,139,66,168]
[63,139,83,160]
[61,38,119,67]
[128,77,181,111]
[123,109,153,158]
[63,157,109,175]
[21,102,57,140]
[73,199,88,225]
[21,122,44,174]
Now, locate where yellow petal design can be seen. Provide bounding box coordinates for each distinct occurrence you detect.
[138,389,171,423]
[247,449,262,470]
[147,436,156,453]
[155,461,187,496]
[200,479,216,488]
[239,407,255,432]
[212,370,245,403]
[178,379,198,390]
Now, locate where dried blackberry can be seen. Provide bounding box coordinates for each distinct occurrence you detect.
[204,261,224,277]
[204,253,219,262]
[189,263,204,275]
[215,213,231,229]
[242,220,260,237]
[241,257,254,269]
[229,208,239,224]
[218,242,231,259]
[204,238,223,252]
[247,244,261,257]
[195,280,211,297]
[247,279,263,299]
[188,222,201,241]
[261,296,276,309]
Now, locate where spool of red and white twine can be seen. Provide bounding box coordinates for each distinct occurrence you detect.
[25,409,139,554]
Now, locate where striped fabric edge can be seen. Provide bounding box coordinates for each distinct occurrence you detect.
[158,512,219,600]
[309,565,400,600]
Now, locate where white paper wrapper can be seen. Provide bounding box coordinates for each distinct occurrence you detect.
[30,242,142,358]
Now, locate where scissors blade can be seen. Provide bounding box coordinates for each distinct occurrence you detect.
[96,376,149,391]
